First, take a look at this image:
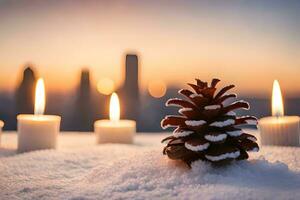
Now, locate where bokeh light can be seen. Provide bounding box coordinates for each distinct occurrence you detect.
[97,78,115,95]
[148,80,167,98]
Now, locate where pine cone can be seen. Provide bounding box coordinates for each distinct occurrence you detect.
[161,78,259,166]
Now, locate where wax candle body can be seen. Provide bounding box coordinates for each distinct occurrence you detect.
[0,120,3,146]
[259,116,300,146]
[17,114,61,153]
[94,120,136,144]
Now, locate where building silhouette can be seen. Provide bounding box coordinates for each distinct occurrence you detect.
[15,66,37,116]
[72,68,94,131]
[119,54,140,129]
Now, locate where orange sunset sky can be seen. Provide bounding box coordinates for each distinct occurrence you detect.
[0,0,299,97]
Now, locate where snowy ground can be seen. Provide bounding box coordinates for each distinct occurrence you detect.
[1,131,300,200]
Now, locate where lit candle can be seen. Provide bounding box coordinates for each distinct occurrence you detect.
[94,92,136,144]
[17,78,61,153]
[0,120,3,145]
[259,80,300,146]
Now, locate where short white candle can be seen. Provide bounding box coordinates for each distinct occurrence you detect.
[0,120,3,146]
[17,78,61,153]
[259,80,300,146]
[94,93,136,144]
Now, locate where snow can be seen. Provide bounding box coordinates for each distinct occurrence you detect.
[204,105,221,110]
[250,147,259,152]
[185,120,206,126]
[165,98,182,107]
[210,119,235,127]
[185,142,210,152]
[190,94,203,98]
[247,136,257,142]
[245,119,258,125]
[173,128,193,138]
[161,115,186,129]
[179,108,193,114]
[205,150,240,162]
[1,131,300,200]
[226,111,236,116]
[235,100,250,110]
[226,130,243,137]
[204,133,227,142]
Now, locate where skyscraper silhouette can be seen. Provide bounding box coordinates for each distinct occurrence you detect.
[119,54,140,128]
[15,66,37,115]
[73,68,93,131]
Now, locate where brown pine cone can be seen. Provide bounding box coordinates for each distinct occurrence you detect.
[161,78,259,167]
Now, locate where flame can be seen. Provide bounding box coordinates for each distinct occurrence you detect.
[272,80,284,117]
[109,92,120,121]
[34,78,46,115]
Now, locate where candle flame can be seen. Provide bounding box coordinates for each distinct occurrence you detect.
[272,80,284,117]
[34,78,46,115]
[109,92,120,121]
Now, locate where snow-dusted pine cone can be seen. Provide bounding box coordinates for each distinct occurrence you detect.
[161,78,259,166]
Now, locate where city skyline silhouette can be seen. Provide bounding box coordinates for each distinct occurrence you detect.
[0,54,145,131]
[0,52,299,131]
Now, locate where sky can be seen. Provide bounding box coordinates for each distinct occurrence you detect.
[0,0,299,97]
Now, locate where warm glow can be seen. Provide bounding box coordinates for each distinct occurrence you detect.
[34,78,46,115]
[148,80,167,98]
[97,78,115,95]
[109,92,120,122]
[0,1,300,95]
[272,80,284,117]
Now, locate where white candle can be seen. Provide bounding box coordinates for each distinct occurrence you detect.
[17,78,61,153]
[94,93,136,144]
[0,120,3,146]
[259,80,300,146]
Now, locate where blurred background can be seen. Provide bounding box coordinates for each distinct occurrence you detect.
[0,0,299,132]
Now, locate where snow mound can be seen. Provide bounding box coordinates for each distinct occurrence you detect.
[1,133,300,200]
[65,150,300,200]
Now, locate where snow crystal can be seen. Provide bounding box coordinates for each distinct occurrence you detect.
[205,151,240,162]
[210,119,235,127]
[185,142,209,152]
[185,120,206,126]
[204,105,221,110]
[204,133,227,142]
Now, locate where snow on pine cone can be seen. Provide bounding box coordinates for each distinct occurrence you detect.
[161,78,259,166]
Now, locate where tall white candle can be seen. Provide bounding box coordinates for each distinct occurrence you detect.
[0,120,3,146]
[17,78,61,153]
[94,93,136,144]
[259,80,300,146]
